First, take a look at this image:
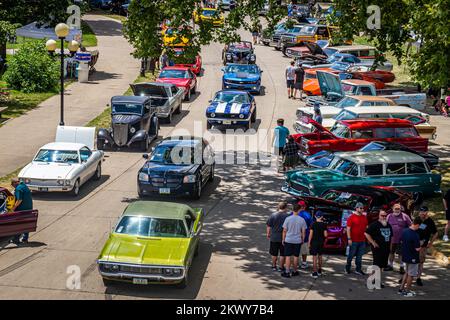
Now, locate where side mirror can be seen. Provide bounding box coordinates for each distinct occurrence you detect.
[221,67,225,72]
[260,70,264,73]
[106,104,110,107]
[142,154,149,159]
[208,100,212,103]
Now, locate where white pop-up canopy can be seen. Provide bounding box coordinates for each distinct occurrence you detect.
[15,22,82,42]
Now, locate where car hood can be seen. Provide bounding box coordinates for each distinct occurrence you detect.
[223,72,260,81]
[207,101,251,115]
[297,106,342,118]
[20,162,78,180]
[317,70,344,98]
[100,234,189,266]
[287,168,351,183]
[112,114,141,125]
[144,162,199,175]
[156,78,190,87]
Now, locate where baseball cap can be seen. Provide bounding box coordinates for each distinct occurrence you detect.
[355,202,364,209]
[315,211,324,218]
[419,206,429,212]
[298,200,307,207]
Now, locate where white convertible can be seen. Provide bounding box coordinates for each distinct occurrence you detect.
[19,126,104,196]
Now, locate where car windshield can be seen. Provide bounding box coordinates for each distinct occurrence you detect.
[115,216,187,238]
[112,103,143,115]
[324,48,338,57]
[328,158,358,176]
[159,69,190,78]
[323,190,370,207]
[230,42,252,50]
[149,145,200,165]
[299,25,317,35]
[214,92,249,104]
[225,65,258,73]
[335,97,359,108]
[359,142,386,152]
[34,149,79,164]
[330,123,350,138]
[342,83,358,95]
[202,9,219,16]
[334,110,357,120]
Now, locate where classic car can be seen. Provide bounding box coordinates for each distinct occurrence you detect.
[257,0,269,15]
[306,71,427,110]
[269,24,306,50]
[0,188,39,243]
[286,40,331,60]
[173,48,202,75]
[282,150,441,198]
[162,26,191,47]
[219,0,236,10]
[19,126,104,196]
[129,82,184,123]
[206,90,257,130]
[324,44,379,60]
[194,8,224,27]
[302,53,393,72]
[97,96,160,151]
[138,136,215,199]
[293,118,429,157]
[289,186,415,251]
[305,141,439,169]
[222,42,256,65]
[261,22,287,46]
[157,66,197,101]
[97,201,204,288]
[221,63,262,94]
[319,106,435,139]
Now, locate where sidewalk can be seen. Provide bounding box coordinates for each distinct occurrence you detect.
[0,15,138,177]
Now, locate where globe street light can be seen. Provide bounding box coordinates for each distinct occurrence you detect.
[55,23,69,126]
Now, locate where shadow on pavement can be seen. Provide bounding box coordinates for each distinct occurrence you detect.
[84,18,124,37]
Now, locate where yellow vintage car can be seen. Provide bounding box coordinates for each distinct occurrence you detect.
[193,8,224,27]
[162,27,191,47]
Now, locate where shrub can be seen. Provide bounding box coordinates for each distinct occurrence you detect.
[3,40,59,93]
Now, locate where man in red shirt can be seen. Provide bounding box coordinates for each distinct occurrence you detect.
[345,202,368,275]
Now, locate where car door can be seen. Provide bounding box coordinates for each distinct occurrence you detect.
[189,70,196,90]
[172,85,182,108]
[79,147,95,183]
[142,101,151,132]
[200,143,210,186]
[185,210,198,266]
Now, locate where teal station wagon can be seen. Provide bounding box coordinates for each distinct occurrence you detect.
[282,150,441,198]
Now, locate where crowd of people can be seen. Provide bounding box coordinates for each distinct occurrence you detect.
[266,199,443,297]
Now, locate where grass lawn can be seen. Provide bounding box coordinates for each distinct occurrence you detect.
[0,168,22,190]
[87,72,157,128]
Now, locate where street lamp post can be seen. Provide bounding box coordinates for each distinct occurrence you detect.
[45,23,79,126]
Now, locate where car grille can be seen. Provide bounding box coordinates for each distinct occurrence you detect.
[112,123,129,146]
[272,35,281,42]
[213,113,239,119]
[119,265,162,274]
[28,179,59,186]
[226,79,257,84]
[296,110,312,118]
[286,49,302,58]
[150,177,182,188]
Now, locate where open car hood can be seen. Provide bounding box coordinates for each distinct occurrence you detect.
[304,41,326,56]
[316,70,344,99]
[55,126,95,150]
[303,117,335,135]
[130,83,169,97]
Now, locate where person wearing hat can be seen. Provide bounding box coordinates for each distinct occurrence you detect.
[415,206,438,286]
[313,106,322,125]
[308,210,327,279]
[345,202,368,275]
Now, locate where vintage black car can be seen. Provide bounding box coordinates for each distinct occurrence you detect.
[222,42,256,65]
[97,96,159,151]
[137,136,215,199]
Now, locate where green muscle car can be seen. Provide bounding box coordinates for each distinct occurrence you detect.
[282,150,441,198]
[97,201,204,288]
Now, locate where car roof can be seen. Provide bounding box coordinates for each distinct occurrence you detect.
[343,106,420,114]
[347,95,394,103]
[40,142,85,151]
[111,95,151,103]
[342,79,373,86]
[217,89,249,95]
[327,45,376,51]
[162,66,190,71]
[159,136,203,147]
[123,201,193,219]
[340,118,415,129]
[336,150,425,164]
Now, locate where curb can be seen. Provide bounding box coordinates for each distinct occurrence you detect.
[430,247,449,267]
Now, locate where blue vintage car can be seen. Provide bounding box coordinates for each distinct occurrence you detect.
[137,136,215,199]
[222,64,262,94]
[282,150,441,198]
[206,90,257,130]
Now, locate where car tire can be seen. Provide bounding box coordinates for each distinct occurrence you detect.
[190,178,202,200]
[191,84,196,94]
[194,241,200,257]
[71,179,80,197]
[97,139,105,150]
[262,41,269,46]
[102,278,114,287]
[163,112,172,124]
[174,102,182,114]
[138,188,144,199]
[93,163,102,181]
[208,165,215,182]
[184,89,191,101]
[206,121,212,130]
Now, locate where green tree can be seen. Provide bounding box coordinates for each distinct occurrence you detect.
[0,20,17,62]
[3,41,59,92]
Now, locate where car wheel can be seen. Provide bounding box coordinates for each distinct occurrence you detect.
[138,188,145,198]
[163,112,172,124]
[190,178,202,200]
[251,109,257,123]
[191,84,196,94]
[102,277,114,287]
[194,241,200,257]
[262,41,269,46]
[71,179,80,197]
[208,165,215,182]
[93,163,102,181]
[184,89,191,101]
[97,139,105,150]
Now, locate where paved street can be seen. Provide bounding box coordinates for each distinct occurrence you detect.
[0,19,448,300]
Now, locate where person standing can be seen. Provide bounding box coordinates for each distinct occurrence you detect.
[285,61,296,99]
[271,119,290,172]
[298,200,313,269]
[345,202,368,275]
[11,178,33,244]
[443,189,450,242]
[160,50,169,69]
[313,107,322,125]
[293,63,305,100]
[281,203,306,278]
[386,203,412,273]
[282,135,300,171]
[415,206,438,286]
[266,201,290,272]
[399,217,422,297]
[365,210,393,288]
[309,211,327,279]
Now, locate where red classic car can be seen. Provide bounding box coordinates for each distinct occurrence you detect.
[295,186,414,251]
[0,187,38,242]
[173,48,202,75]
[294,118,429,156]
[156,66,197,101]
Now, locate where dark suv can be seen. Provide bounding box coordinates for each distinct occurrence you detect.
[97,96,159,151]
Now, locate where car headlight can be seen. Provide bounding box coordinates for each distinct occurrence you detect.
[183,175,196,183]
[130,127,136,134]
[226,54,232,59]
[57,179,64,186]
[250,55,256,61]
[239,114,245,119]
[210,112,216,118]
[173,268,182,275]
[64,179,71,186]
[139,172,149,182]
[111,264,119,271]
[164,268,173,275]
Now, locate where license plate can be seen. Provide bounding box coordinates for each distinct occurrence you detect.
[133,278,148,285]
[223,120,232,125]
[38,187,48,192]
[159,188,171,194]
